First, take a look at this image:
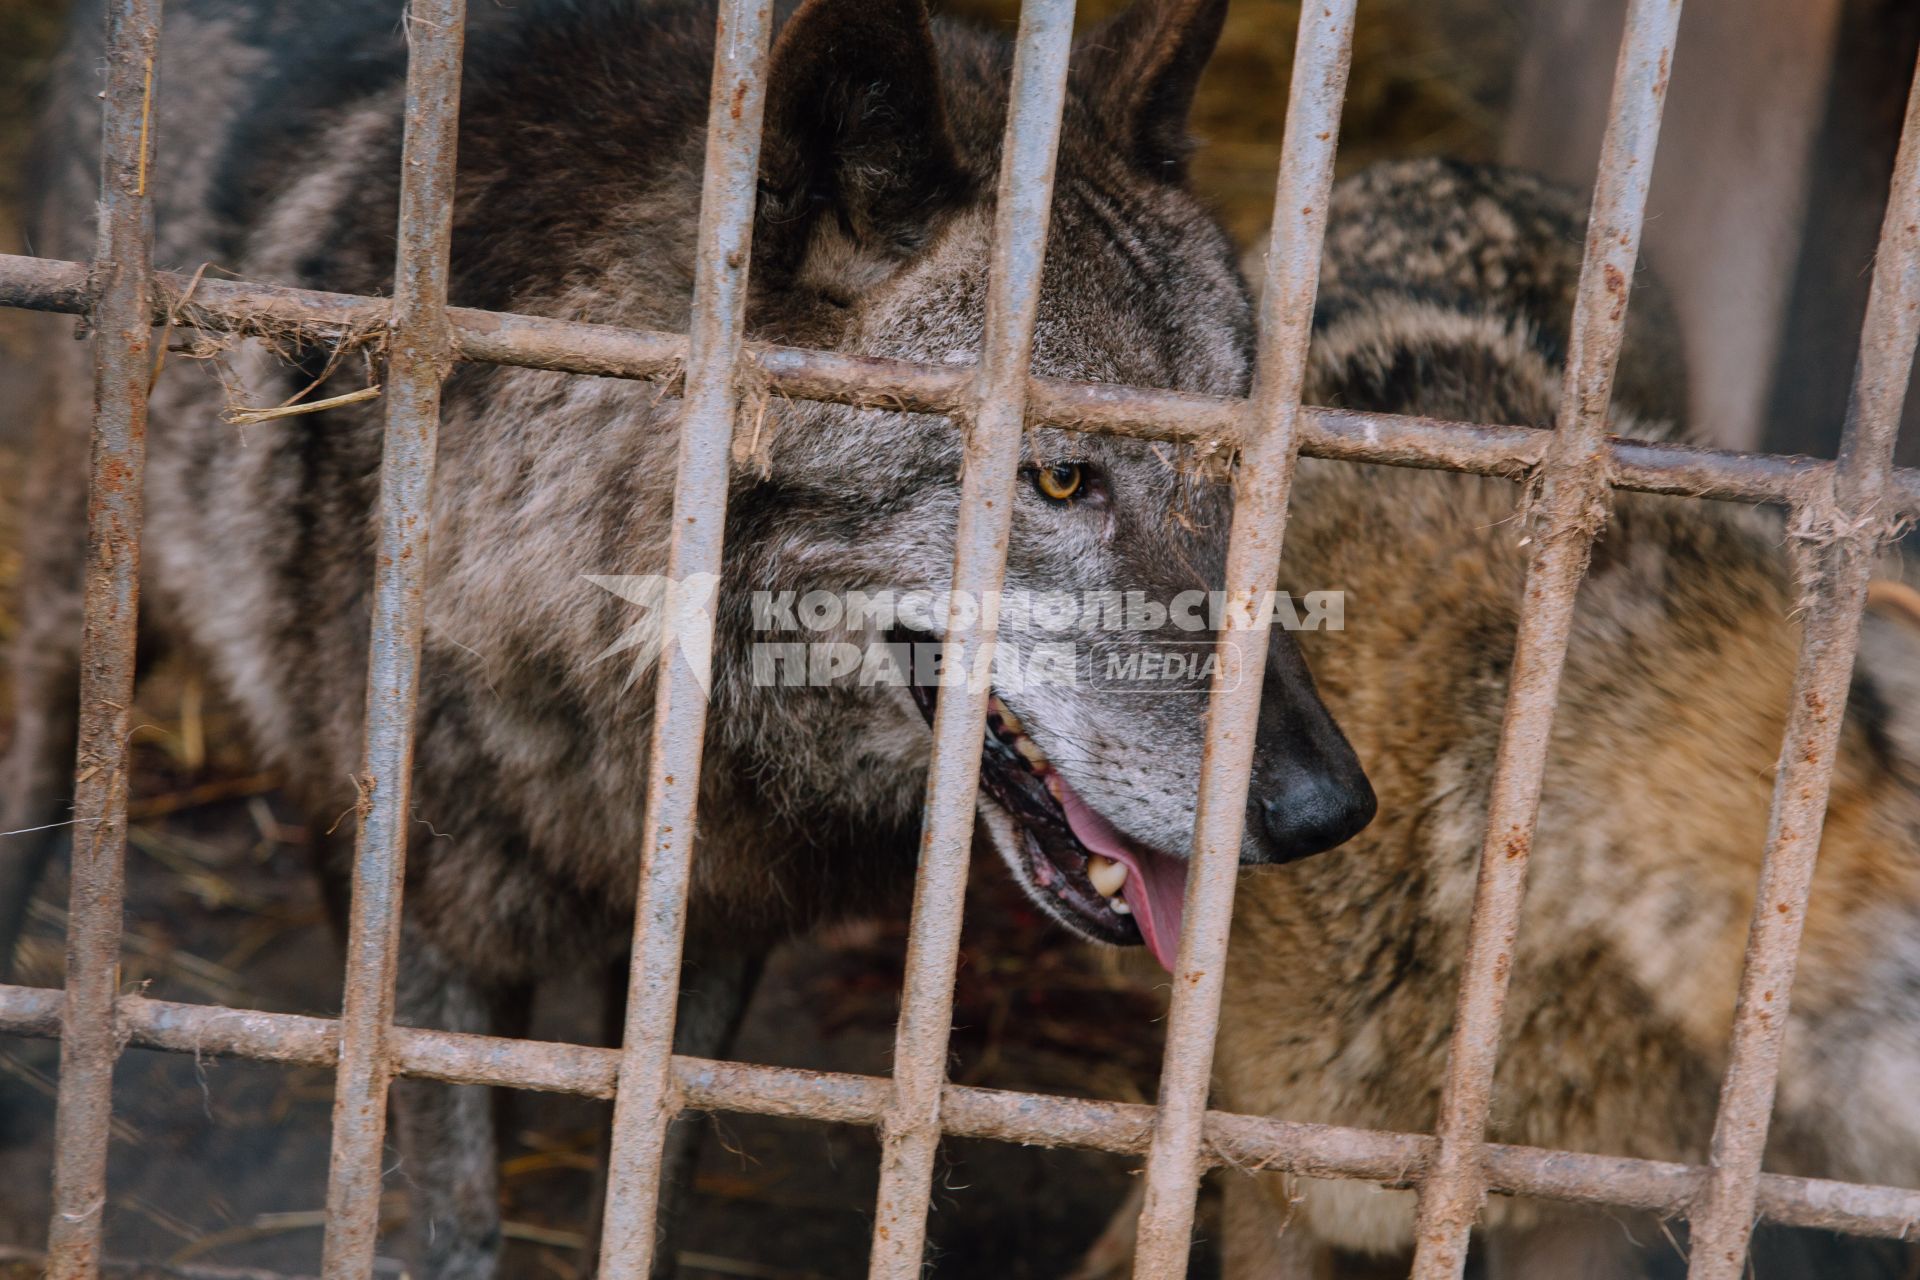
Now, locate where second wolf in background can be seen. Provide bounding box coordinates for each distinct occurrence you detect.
[1213,158,1920,1278]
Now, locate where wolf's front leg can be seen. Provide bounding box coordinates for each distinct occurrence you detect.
[573,939,765,1280]
[654,941,765,1279]
[392,931,527,1280]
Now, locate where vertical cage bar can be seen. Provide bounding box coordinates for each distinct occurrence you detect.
[1125,2,1356,1275]
[43,2,162,1276]
[863,3,1077,1275]
[316,1,466,1275]
[1683,50,1920,1280]
[593,3,774,1276]
[1407,2,1683,1276]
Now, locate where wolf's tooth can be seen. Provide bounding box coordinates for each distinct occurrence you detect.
[1087,854,1128,898]
[1110,899,1132,915]
[1013,734,1048,767]
[990,695,1024,734]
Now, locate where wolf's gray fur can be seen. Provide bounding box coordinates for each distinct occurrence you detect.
[5,0,1375,1274]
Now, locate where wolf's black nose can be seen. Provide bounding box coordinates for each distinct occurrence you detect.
[1258,764,1376,861]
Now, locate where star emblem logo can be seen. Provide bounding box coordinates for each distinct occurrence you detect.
[583,572,723,699]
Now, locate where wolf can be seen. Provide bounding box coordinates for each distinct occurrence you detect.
[1190,158,1920,1278]
[2,0,1376,1274]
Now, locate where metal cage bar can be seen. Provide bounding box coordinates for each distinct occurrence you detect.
[5,0,1920,1275]
[8,252,1920,510]
[1407,2,1685,1274]
[313,2,466,1275]
[595,4,775,1277]
[43,3,162,1277]
[1128,1,1358,1273]
[3,986,1919,1237]
[1682,49,1920,1280]
[865,4,1077,1273]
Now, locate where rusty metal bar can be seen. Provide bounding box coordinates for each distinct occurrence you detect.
[316,2,465,1276]
[4,252,1917,511]
[1407,3,1685,1275]
[593,4,774,1277]
[42,1,163,1276]
[864,4,1076,1275]
[1127,3,1358,1275]
[1682,49,1920,1280]
[7,983,1919,1240]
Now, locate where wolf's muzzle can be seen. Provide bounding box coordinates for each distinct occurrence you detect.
[1246,635,1376,863]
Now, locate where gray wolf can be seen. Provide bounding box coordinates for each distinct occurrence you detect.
[1200,158,1920,1278]
[2,0,1374,1274]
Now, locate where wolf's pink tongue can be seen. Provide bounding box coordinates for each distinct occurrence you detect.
[1054,782,1188,972]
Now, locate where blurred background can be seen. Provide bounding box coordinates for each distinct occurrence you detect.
[1,1,1917,1277]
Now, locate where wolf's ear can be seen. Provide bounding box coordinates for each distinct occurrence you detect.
[756,0,962,276]
[1073,0,1226,183]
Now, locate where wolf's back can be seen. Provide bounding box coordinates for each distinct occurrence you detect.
[25,0,418,273]
[1217,160,1920,1271]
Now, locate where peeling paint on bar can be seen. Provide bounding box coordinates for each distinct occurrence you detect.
[43,2,163,1277]
[865,4,1077,1275]
[1682,47,1920,1280]
[1127,2,1358,1275]
[316,2,466,1277]
[1408,2,1688,1276]
[593,4,775,1277]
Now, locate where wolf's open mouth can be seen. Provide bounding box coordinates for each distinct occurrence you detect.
[905,668,1191,970]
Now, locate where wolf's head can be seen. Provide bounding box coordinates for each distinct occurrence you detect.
[720,0,1373,966]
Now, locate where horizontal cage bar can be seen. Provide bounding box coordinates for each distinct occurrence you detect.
[1,984,1915,1241]
[0,253,1909,513]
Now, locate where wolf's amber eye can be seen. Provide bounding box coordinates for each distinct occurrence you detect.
[1032,462,1085,503]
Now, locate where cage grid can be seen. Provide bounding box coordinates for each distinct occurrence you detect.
[1,0,1919,1277]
